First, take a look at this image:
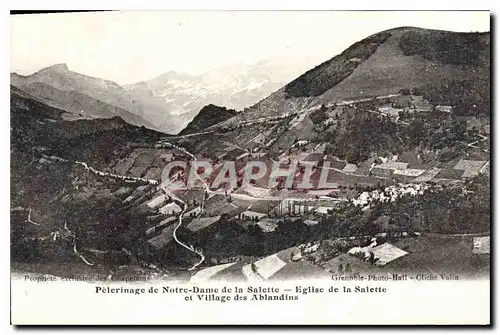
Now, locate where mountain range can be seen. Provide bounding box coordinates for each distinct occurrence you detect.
[11,64,163,130]
[11,55,323,134]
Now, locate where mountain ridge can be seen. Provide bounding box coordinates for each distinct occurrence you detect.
[15,81,158,130]
[10,65,176,133]
[179,104,238,135]
[214,26,490,129]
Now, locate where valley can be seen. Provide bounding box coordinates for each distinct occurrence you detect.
[10,26,490,283]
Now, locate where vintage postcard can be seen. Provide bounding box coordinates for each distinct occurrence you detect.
[10,10,491,325]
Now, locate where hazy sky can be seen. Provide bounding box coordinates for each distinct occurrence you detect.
[10,11,490,85]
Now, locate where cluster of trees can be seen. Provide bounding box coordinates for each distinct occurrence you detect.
[322,111,405,163]
[416,116,469,150]
[399,30,487,66]
[415,79,490,118]
[309,105,329,125]
[175,215,266,258]
[377,177,490,234]
[316,105,476,164]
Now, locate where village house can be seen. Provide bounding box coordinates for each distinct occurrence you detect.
[240,210,267,221]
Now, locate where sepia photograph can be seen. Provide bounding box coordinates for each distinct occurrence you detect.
[9,10,491,325]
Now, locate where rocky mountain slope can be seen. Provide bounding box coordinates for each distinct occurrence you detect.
[216,27,490,127]
[14,81,157,129]
[173,27,490,175]
[11,64,172,132]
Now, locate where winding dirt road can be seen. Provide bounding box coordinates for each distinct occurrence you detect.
[27,209,40,226]
[160,141,211,271]
[62,221,94,266]
[45,151,207,270]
